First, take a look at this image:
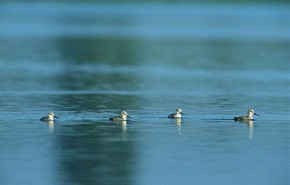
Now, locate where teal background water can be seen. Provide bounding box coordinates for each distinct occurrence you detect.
[0,2,289,185]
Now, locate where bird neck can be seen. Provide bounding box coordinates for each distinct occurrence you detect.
[247,113,253,119]
[175,112,182,118]
[48,115,54,121]
[121,115,127,120]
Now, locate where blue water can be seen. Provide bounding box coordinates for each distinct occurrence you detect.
[0,2,289,185]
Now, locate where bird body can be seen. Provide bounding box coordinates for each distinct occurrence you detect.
[40,112,58,121]
[110,111,131,122]
[168,108,184,118]
[234,109,260,121]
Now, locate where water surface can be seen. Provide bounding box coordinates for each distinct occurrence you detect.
[0,3,289,185]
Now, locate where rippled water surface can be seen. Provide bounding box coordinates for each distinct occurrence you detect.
[0,2,289,185]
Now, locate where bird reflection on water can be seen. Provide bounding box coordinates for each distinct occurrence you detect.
[236,119,255,139]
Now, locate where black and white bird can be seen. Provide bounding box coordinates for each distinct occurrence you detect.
[168,108,184,118]
[234,109,260,121]
[40,112,58,121]
[110,111,131,122]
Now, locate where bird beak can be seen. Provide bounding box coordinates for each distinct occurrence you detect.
[181,112,185,115]
[254,113,260,116]
[127,115,132,119]
[54,116,59,118]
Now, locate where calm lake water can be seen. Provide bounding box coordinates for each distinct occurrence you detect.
[0,2,289,185]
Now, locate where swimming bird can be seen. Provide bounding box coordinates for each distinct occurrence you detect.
[110,111,131,122]
[40,112,58,121]
[234,109,260,121]
[168,108,184,118]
